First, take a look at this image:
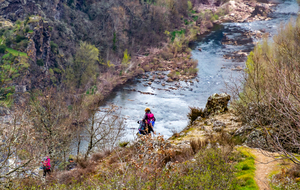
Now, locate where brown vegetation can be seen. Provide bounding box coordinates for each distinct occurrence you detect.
[13,134,246,189]
[230,16,300,164]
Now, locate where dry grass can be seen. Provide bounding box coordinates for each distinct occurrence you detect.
[190,138,209,154]
[187,106,207,125]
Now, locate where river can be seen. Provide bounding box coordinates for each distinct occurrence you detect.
[98,0,299,141]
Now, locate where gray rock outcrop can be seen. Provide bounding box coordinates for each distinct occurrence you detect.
[245,129,270,150]
[205,93,231,115]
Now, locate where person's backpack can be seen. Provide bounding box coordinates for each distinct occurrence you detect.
[43,158,51,169]
[138,120,145,131]
[147,112,155,122]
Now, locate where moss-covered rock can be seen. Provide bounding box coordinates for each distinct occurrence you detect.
[205,93,231,115]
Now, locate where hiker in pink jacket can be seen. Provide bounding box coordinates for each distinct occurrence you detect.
[42,156,51,177]
[143,107,156,135]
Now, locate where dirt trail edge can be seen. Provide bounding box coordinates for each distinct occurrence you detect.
[250,149,279,190]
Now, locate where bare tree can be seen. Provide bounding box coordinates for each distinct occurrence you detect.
[230,20,300,164]
[28,89,74,166]
[83,105,125,160]
[0,107,40,188]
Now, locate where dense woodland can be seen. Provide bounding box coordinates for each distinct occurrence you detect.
[0,0,227,107]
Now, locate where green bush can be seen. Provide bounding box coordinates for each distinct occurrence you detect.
[19,39,29,49]
[184,19,189,25]
[0,29,5,36]
[36,59,44,66]
[119,141,129,147]
[187,1,193,11]
[241,164,250,170]
[214,14,219,20]
[50,41,58,53]
[16,35,26,43]
[5,38,13,47]
[188,67,198,75]
[0,45,6,53]
[53,68,62,74]
[168,148,236,189]
[25,26,30,33]
[15,20,22,25]
[171,29,186,42]
[234,147,258,189]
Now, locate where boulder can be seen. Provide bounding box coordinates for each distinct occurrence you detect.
[212,121,226,132]
[234,124,253,136]
[204,120,212,125]
[166,78,173,82]
[212,126,223,132]
[245,129,269,150]
[205,93,231,115]
[213,121,226,128]
[251,4,271,17]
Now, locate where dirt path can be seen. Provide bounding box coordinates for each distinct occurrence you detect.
[251,149,279,190]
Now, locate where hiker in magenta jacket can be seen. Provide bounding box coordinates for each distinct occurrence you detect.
[42,156,51,177]
[143,107,156,134]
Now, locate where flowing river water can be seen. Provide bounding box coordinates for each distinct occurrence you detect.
[98,0,299,141]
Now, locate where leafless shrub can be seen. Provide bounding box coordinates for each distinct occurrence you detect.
[0,107,40,189]
[108,154,120,165]
[58,168,92,185]
[187,106,207,124]
[229,17,300,164]
[270,165,300,189]
[160,49,173,60]
[82,104,126,160]
[170,128,180,139]
[286,165,300,179]
[76,158,90,169]
[91,150,112,162]
[57,158,97,184]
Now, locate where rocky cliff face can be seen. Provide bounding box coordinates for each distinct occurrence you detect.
[0,0,63,21]
[27,17,51,69]
[0,0,72,90]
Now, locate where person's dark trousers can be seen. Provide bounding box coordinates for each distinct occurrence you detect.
[43,168,51,177]
[148,125,154,134]
[140,130,147,135]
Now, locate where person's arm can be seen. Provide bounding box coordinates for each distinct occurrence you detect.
[142,113,147,120]
[143,113,148,123]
